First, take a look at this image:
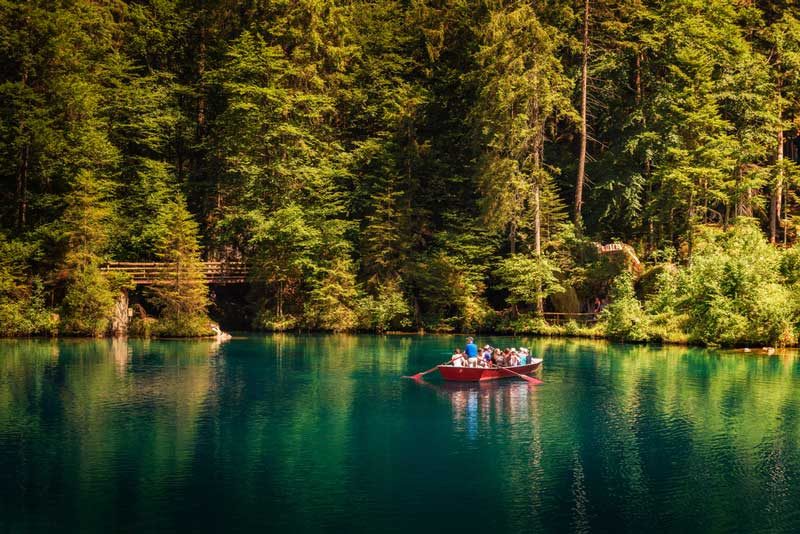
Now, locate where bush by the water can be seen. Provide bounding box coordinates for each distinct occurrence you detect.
[0,236,56,336]
[603,272,649,342]
[604,223,799,346]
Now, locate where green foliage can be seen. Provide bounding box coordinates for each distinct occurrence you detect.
[603,272,649,342]
[509,314,600,338]
[473,0,575,252]
[0,234,54,336]
[147,197,210,336]
[410,250,489,332]
[779,246,800,285]
[57,170,115,336]
[671,223,797,345]
[305,258,360,332]
[59,264,115,336]
[494,255,563,308]
[3,0,800,345]
[151,314,211,339]
[357,279,411,333]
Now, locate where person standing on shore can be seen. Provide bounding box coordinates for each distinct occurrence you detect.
[465,337,479,367]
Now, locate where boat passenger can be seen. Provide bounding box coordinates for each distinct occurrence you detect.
[491,348,501,367]
[465,337,479,367]
[483,348,493,366]
[495,349,507,367]
[508,349,520,367]
[451,349,466,367]
[518,348,528,365]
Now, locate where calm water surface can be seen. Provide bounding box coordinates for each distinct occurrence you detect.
[1,335,800,533]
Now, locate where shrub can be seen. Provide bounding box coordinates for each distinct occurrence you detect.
[675,223,797,346]
[59,264,115,336]
[0,280,57,336]
[632,222,799,346]
[152,314,212,337]
[603,272,649,341]
[0,236,57,336]
[304,258,359,332]
[357,280,411,332]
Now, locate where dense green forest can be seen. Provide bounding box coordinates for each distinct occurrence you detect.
[2,0,800,345]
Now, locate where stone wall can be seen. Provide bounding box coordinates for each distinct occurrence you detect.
[109,289,130,337]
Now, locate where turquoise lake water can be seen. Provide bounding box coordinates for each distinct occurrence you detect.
[1,335,800,533]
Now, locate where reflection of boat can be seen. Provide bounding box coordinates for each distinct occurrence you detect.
[437,359,543,382]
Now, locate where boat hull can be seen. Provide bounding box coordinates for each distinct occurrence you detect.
[437,359,543,382]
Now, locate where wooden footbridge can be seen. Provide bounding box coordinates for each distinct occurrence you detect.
[101,243,640,286]
[101,261,249,285]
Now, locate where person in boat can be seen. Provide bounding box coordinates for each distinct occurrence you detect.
[518,348,528,365]
[508,349,520,367]
[495,349,507,367]
[465,337,479,367]
[451,348,466,367]
[482,347,493,367]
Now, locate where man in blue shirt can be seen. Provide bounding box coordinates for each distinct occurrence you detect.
[465,337,479,367]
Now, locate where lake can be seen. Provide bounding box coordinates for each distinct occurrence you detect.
[1,335,799,533]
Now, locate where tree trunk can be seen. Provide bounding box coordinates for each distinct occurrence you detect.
[687,191,695,260]
[784,180,789,246]
[771,127,784,244]
[723,202,730,231]
[277,282,284,318]
[574,0,589,228]
[534,182,543,315]
[778,127,784,241]
[635,51,655,251]
[16,142,29,229]
[197,24,207,139]
[771,67,783,245]
[533,182,541,256]
[16,67,29,229]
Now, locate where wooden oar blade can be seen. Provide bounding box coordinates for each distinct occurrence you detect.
[499,366,544,385]
[402,362,447,381]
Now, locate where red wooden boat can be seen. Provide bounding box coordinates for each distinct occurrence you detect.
[437,358,543,382]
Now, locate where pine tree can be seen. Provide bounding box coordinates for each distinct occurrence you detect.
[147,196,210,336]
[761,13,800,243]
[473,1,577,256]
[305,257,360,332]
[210,4,358,330]
[58,170,116,336]
[635,0,745,250]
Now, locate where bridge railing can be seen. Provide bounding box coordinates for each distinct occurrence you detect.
[540,312,599,324]
[101,261,249,285]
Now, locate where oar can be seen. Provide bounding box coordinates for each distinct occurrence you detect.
[402,360,451,380]
[499,366,543,385]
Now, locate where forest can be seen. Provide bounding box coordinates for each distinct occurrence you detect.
[2,0,800,345]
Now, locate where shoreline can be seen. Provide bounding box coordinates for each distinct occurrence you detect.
[0,330,792,351]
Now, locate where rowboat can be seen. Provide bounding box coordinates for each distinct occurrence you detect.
[437,358,543,382]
